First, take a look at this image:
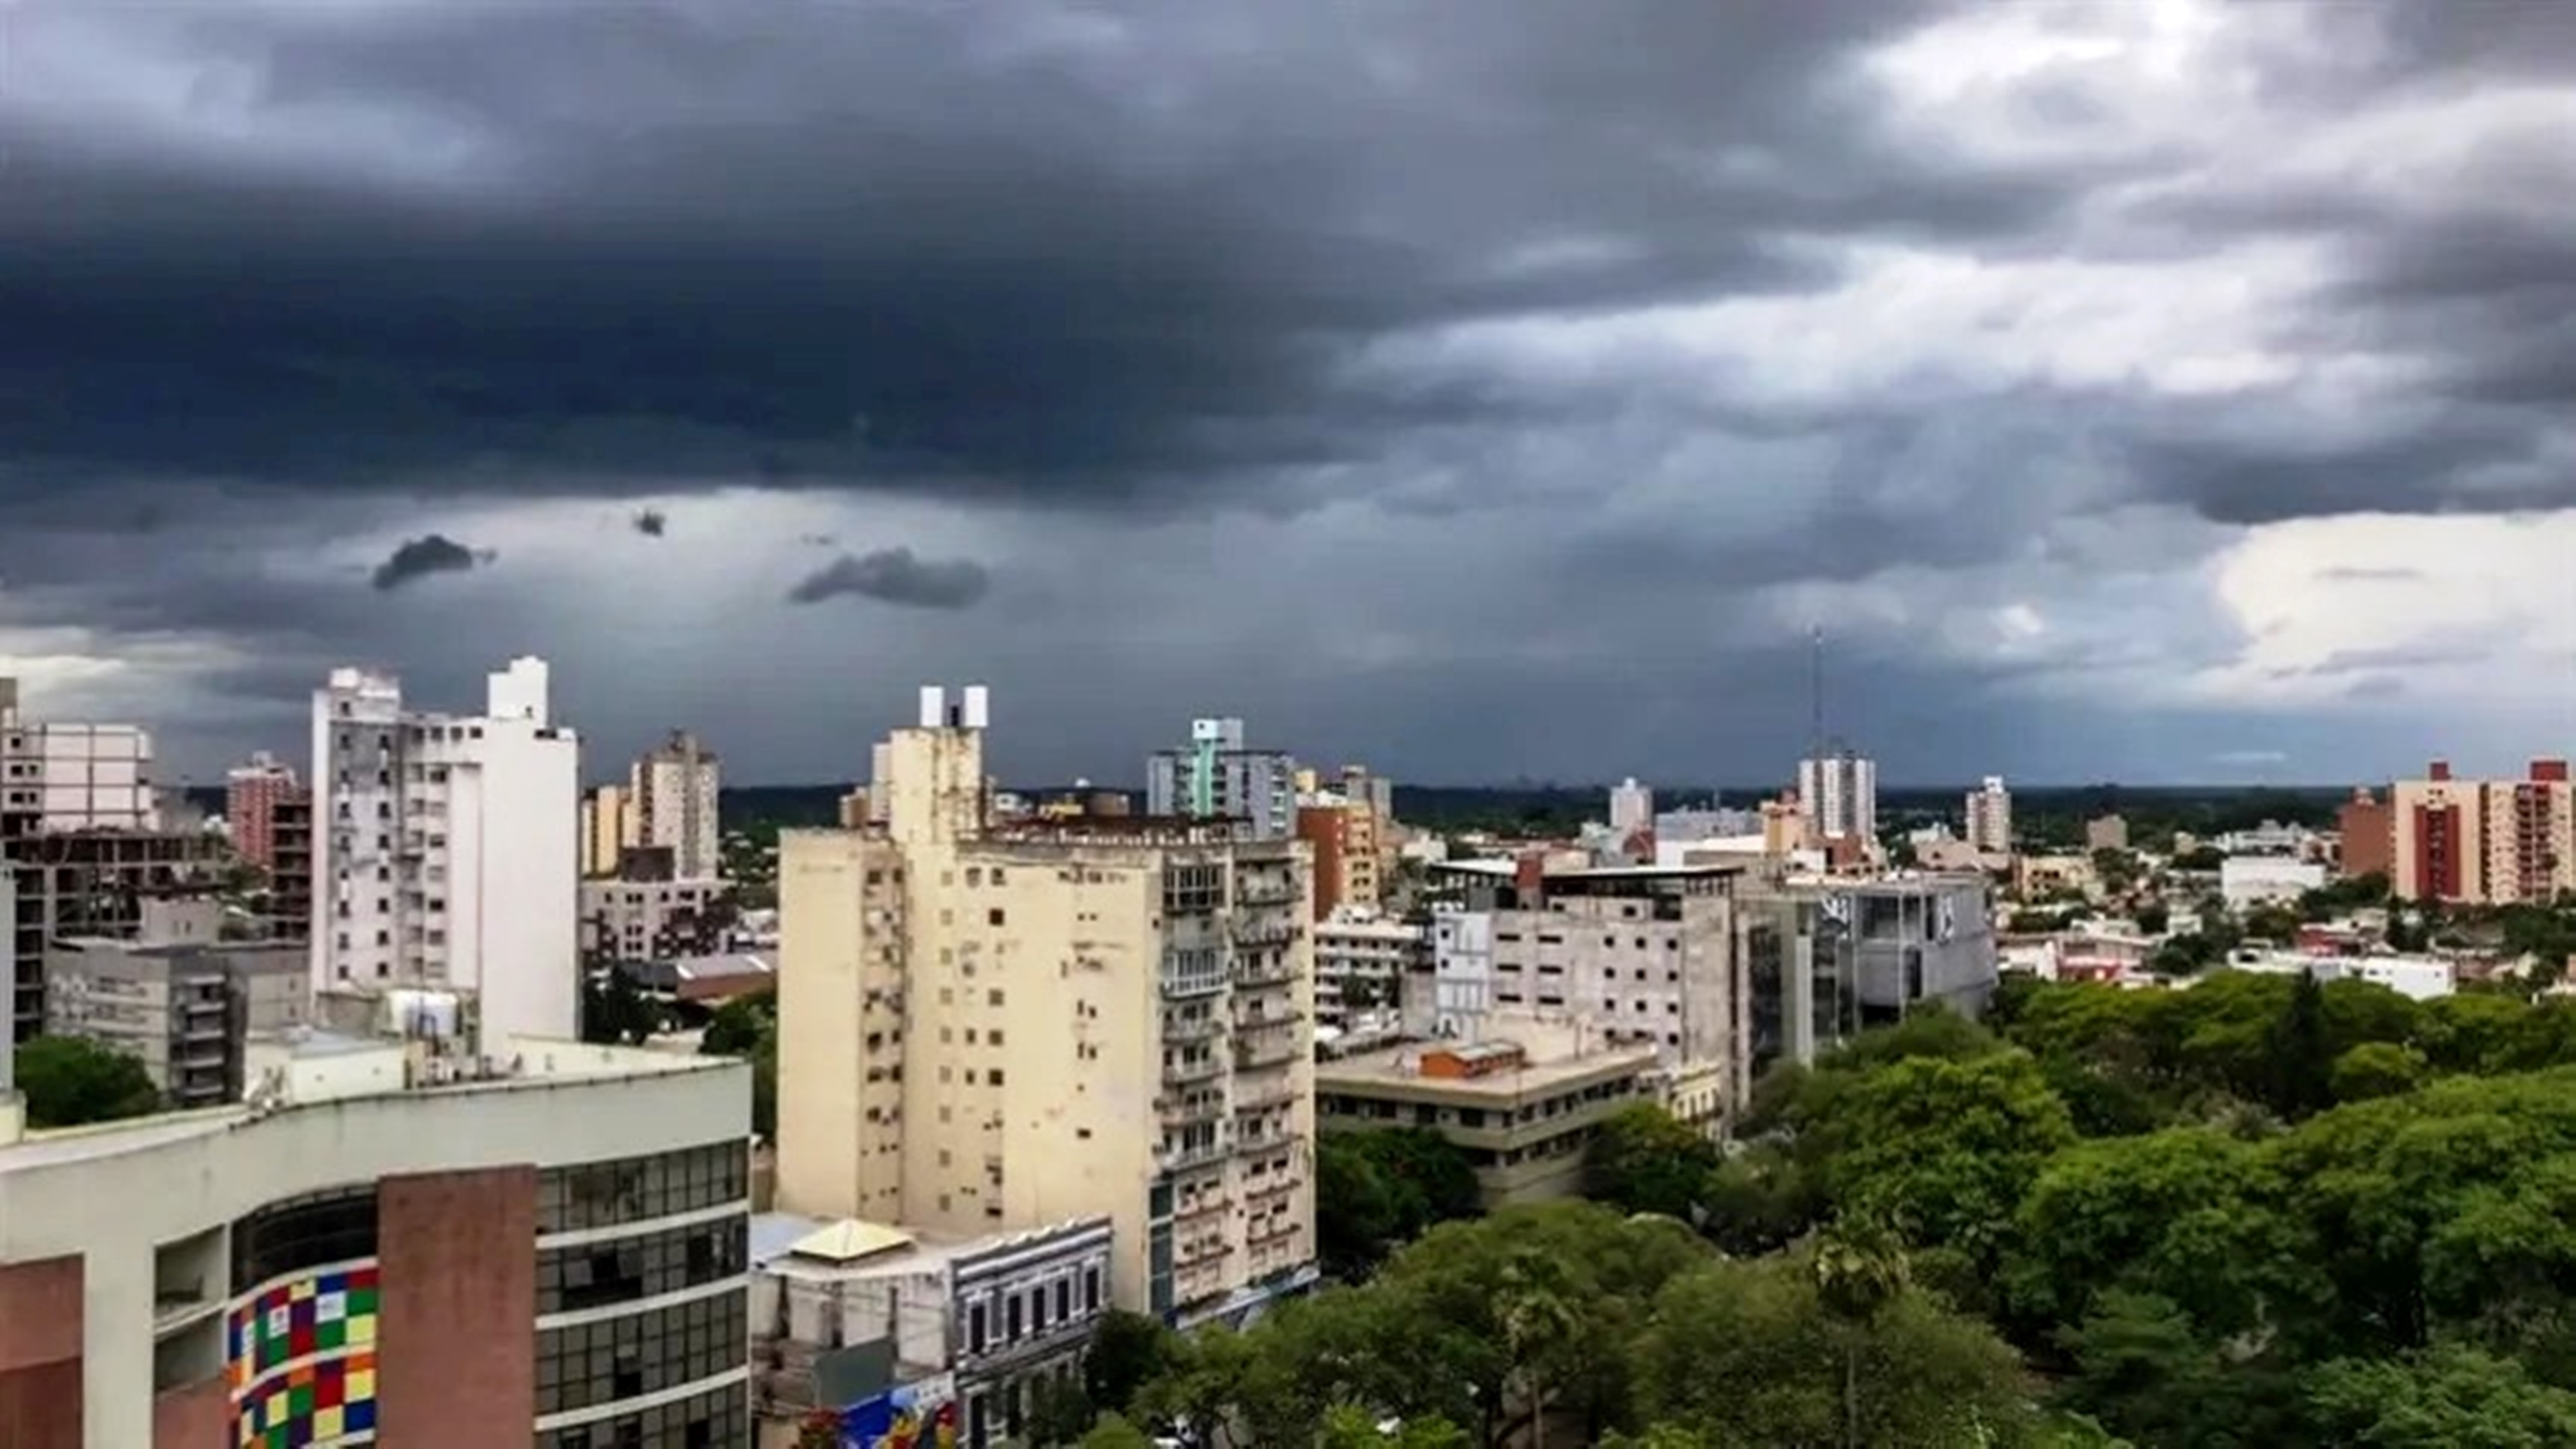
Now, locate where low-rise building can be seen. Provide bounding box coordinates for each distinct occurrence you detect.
[1312,908,1427,1030]
[42,900,307,1108]
[750,1214,1113,1449]
[2221,855,2328,909]
[1315,1027,1659,1208]
[0,1031,752,1448]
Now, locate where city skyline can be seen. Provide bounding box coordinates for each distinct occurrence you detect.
[3,2,2573,786]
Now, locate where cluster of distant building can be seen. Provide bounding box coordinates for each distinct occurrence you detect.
[8,648,2557,1447]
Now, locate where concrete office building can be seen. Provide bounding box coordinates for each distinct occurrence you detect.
[778,686,1316,1330]
[6,835,229,1050]
[1316,1031,1658,1209]
[1146,717,1297,841]
[312,657,580,1049]
[269,790,314,945]
[1796,749,1877,847]
[1965,777,2013,855]
[1719,873,2002,1077]
[581,870,733,968]
[223,753,299,873]
[42,900,306,1109]
[751,1214,1113,1449]
[1418,858,1749,1116]
[4,680,226,1047]
[0,1033,750,1449]
[632,732,724,882]
[2391,760,2576,906]
[2086,814,2131,852]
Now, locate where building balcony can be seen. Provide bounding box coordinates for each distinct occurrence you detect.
[1160,1139,1231,1175]
[1164,1054,1226,1088]
[1233,1034,1302,1071]
[1232,922,1303,949]
[1162,1015,1225,1046]
[1230,957,1296,990]
[1233,1078,1300,1113]
[1235,887,1300,910]
[1160,971,1223,1001]
[1159,1092,1225,1127]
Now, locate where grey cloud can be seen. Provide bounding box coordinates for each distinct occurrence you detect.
[0,0,2072,521]
[369,534,486,591]
[785,549,992,610]
[2314,565,2422,583]
[1,1,2571,788]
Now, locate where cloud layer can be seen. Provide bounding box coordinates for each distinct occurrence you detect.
[0,0,2570,785]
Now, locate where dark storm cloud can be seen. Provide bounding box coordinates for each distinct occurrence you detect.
[5,0,2574,788]
[369,534,485,591]
[785,549,992,610]
[0,0,2081,519]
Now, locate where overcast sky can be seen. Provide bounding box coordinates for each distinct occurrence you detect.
[3,1,2572,789]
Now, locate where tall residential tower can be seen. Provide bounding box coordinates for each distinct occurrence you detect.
[779,687,1318,1325]
[310,657,580,1048]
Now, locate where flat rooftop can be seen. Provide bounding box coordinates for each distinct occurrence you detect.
[1438,859,1742,880]
[2,1036,735,1174]
[1316,1038,1658,1097]
[751,1211,1109,1280]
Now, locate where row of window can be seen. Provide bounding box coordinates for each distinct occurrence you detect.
[233,1188,378,1293]
[962,1260,1107,1357]
[539,1383,743,1449]
[536,1215,747,1315]
[537,1142,748,1235]
[536,1290,745,1417]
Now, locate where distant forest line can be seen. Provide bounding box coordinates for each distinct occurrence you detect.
[176,781,2354,843]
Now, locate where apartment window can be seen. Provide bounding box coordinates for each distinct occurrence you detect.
[1005,1295,1024,1341]
[969,1301,987,1353]
[988,908,1005,927]
[1055,1279,1072,1320]
[1085,1267,1102,1312]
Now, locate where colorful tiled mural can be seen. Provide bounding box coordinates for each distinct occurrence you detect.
[228,1265,381,1447]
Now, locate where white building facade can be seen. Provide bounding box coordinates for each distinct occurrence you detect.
[1,678,159,832]
[1608,778,1654,837]
[311,657,580,1048]
[1798,750,1879,844]
[631,731,723,880]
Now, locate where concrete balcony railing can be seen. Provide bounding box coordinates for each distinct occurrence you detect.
[1233,1033,1302,1071]
[1162,1015,1226,1047]
[1162,1054,1227,1088]
[1159,1138,1231,1174]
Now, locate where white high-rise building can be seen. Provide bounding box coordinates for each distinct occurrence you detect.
[1965,775,2013,854]
[310,657,580,1048]
[630,729,723,879]
[0,677,159,832]
[1797,749,1879,845]
[1608,777,1655,836]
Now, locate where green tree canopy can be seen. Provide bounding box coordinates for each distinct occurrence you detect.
[15,1035,160,1128]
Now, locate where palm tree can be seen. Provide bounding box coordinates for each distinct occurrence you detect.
[1495,1248,1581,1449]
[1811,1215,1909,1449]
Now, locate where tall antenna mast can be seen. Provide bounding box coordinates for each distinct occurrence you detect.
[1808,623,1826,763]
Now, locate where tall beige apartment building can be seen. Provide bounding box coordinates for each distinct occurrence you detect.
[2390,759,2575,905]
[776,686,1318,1327]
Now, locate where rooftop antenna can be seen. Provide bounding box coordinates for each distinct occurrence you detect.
[1808,623,1826,764]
